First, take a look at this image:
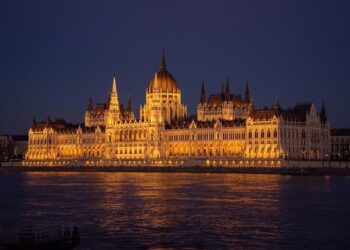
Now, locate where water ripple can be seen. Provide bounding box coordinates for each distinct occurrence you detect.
[0,172,350,249]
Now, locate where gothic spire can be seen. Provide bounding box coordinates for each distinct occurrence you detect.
[226,74,230,91]
[225,75,230,101]
[109,74,120,111]
[221,82,225,101]
[200,80,206,103]
[127,95,132,112]
[244,79,251,103]
[112,74,117,94]
[160,48,166,70]
[320,100,327,123]
[274,95,280,110]
[87,96,93,111]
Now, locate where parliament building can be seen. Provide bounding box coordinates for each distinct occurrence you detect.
[24,52,331,167]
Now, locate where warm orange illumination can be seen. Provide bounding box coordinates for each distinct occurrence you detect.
[24,55,330,168]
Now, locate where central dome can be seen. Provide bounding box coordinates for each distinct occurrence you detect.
[147,51,179,94]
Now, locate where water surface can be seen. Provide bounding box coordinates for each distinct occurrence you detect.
[0,172,349,249]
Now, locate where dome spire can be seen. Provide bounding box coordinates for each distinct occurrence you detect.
[160,48,166,70]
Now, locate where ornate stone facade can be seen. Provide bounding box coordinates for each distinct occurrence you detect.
[25,52,331,165]
[330,129,350,160]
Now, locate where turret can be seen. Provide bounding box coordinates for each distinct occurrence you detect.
[221,82,225,101]
[244,80,252,103]
[108,75,120,112]
[127,96,132,112]
[320,100,328,123]
[87,96,93,111]
[225,76,230,101]
[200,80,206,104]
[273,96,281,113]
[106,75,122,124]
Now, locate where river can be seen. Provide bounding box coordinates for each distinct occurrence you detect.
[0,172,349,249]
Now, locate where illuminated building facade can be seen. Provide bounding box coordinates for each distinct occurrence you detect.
[25,52,331,166]
[330,129,350,160]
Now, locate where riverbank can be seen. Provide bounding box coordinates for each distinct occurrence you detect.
[1,165,350,176]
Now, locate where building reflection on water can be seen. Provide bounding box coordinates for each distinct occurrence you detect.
[0,172,349,249]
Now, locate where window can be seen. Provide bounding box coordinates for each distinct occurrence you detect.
[273,129,277,138]
[302,130,305,139]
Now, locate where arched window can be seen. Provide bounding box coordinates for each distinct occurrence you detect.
[248,130,252,139]
[267,130,271,138]
[255,130,258,138]
[261,130,264,138]
[273,129,278,138]
[108,134,112,142]
[124,131,128,141]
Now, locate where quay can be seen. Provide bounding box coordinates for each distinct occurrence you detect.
[1,159,350,176]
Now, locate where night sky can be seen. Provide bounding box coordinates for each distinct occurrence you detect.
[1,0,349,134]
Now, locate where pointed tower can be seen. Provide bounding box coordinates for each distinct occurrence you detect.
[200,80,206,104]
[273,96,281,113]
[320,100,327,123]
[273,95,278,107]
[244,79,252,103]
[127,95,132,112]
[225,75,230,101]
[87,96,93,111]
[108,75,120,112]
[106,75,122,124]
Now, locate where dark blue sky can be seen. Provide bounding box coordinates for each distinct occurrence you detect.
[1,0,349,133]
